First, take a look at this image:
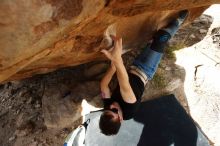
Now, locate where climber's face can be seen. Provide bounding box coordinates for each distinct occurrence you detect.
[99,102,123,135]
[108,102,123,122]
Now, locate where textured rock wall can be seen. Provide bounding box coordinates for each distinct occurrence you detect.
[0,0,220,82]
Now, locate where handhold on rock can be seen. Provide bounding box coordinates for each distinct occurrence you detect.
[0,0,215,82]
[100,23,116,49]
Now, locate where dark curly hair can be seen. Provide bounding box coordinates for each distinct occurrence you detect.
[99,111,121,135]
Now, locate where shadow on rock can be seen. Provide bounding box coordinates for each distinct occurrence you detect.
[39,61,110,129]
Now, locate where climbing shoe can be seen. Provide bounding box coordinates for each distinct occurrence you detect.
[162,9,189,37]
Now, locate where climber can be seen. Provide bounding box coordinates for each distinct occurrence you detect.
[99,10,189,135]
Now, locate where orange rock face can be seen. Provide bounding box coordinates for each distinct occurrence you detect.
[0,0,219,82]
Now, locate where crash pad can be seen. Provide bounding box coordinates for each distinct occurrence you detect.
[84,94,210,146]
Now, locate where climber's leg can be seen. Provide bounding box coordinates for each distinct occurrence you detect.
[131,10,188,82]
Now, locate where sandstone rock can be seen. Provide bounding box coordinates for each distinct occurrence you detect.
[29,141,38,146]
[15,109,20,115]
[70,81,100,102]
[42,85,81,129]
[16,113,28,127]
[59,128,71,138]
[35,103,41,108]
[199,14,213,24]
[15,129,29,137]
[1,98,6,102]
[165,66,171,71]
[165,79,183,92]
[9,81,24,89]
[0,0,217,82]
[37,143,43,146]
[84,62,108,78]
[16,112,36,129]
[190,34,196,39]
[8,135,16,142]
[42,81,100,129]
[199,29,208,34]
[26,97,34,104]
[199,18,210,25]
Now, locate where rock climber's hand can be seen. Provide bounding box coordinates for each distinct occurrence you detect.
[101,35,123,64]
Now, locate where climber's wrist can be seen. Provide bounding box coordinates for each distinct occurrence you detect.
[113,57,123,67]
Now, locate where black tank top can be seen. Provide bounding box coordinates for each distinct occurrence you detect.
[103,73,144,120]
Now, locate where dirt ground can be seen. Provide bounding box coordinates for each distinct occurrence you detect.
[0,9,218,146]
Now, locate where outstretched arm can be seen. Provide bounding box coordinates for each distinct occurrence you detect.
[101,36,136,103]
[100,63,116,99]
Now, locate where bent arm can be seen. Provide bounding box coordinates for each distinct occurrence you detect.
[114,58,137,103]
[101,36,136,103]
[100,64,116,99]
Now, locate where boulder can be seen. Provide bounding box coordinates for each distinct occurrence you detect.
[0,0,219,82]
[42,85,81,129]
[42,81,100,129]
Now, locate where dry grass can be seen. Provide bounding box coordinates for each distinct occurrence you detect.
[165,43,186,59]
[151,69,166,89]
